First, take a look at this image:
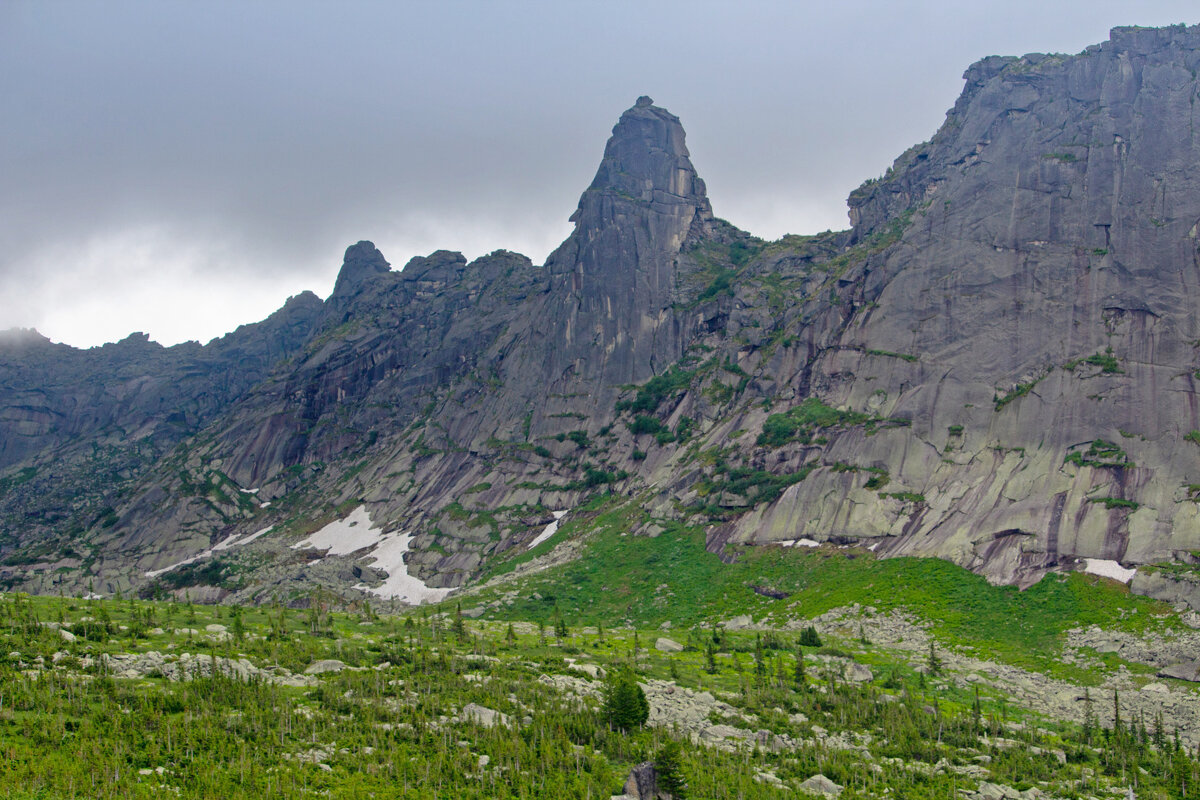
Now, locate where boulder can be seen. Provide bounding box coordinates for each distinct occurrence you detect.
[844,662,873,683]
[568,661,605,679]
[304,659,348,675]
[1158,660,1200,682]
[799,774,843,797]
[622,761,658,799]
[458,703,510,728]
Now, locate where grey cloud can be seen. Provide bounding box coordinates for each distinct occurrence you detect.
[1,0,1196,345]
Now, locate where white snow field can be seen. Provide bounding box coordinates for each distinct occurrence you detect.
[1082,558,1137,584]
[526,510,568,550]
[352,531,453,604]
[291,506,383,555]
[145,525,275,578]
[292,506,451,603]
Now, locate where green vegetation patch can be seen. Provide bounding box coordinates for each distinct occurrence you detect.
[881,492,926,504]
[0,548,1194,800]
[0,466,37,498]
[682,239,765,305]
[476,514,1176,679]
[1065,348,1123,374]
[994,373,1046,411]
[615,364,697,415]
[693,463,816,516]
[1088,497,1140,511]
[865,348,919,363]
[1064,440,1131,469]
[757,398,904,447]
[818,208,914,279]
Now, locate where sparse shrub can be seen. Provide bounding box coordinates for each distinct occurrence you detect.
[628,415,667,436]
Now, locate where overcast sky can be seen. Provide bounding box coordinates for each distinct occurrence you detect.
[2,1,1197,348]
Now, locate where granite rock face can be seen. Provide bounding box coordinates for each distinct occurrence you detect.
[7,27,1200,602]
[731,24,1200,585]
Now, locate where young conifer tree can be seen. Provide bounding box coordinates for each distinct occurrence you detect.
[655,740,688,799]
[602,668,649,731]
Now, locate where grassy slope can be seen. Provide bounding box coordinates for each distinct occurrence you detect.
[1,586,1196,799]
[464,498,1179,680]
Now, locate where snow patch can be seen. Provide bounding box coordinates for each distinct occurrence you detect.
[289,506,450,604]
[1083,558,1137,584]
[780,538,820,548]
[526,510,568,550]
[239,488,260,495]
[145,550,208,579]
[145,525,275,577]
[291,506,382,555]
[238,525,274,546]
[353,532,453,604]
[214,525,273,552]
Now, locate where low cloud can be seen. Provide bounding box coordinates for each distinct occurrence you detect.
[3,0,1196,346]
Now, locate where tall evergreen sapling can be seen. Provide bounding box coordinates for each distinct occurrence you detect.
[655,740,688,799]
[452,603,467,642]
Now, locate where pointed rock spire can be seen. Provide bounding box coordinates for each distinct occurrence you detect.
[566,97,713,246]
[526,99,715,391]
[547,97,713,304]
[331,241,391,300]
[579,95,712,220]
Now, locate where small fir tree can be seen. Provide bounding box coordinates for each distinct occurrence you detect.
[926,642,943,676]
[655,740,688,799]
[452,604,467,642]
[602,668,649,731]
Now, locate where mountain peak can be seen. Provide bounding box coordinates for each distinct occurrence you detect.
[331,241,391,299]
[548,97,714,288]
[576,97,711,218]
[0,327,51,349]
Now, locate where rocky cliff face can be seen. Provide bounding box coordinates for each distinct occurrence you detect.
[6,27,1200,604]
[743,24,1200,584]
[0,295,323,576]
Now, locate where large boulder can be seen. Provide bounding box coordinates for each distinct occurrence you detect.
[1159,659,1200,682]
[799,774,843,797]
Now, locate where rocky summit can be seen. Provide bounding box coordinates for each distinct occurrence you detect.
[6,26,1200,610]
